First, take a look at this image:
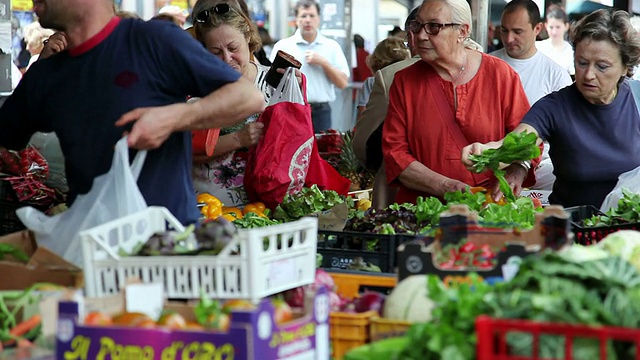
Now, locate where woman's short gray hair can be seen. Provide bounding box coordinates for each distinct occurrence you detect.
[571,9,640,77]
[420,0,481,51]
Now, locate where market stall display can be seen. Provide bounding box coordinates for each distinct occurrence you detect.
[80,207,318,301]
[56,286,330,360]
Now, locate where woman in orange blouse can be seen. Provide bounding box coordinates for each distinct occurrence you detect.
[382,0,536,204]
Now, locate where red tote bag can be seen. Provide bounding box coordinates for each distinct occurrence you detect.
[245,69,350,210]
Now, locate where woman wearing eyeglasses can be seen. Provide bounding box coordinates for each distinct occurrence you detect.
[382,0,536,204]
[191,2,302,207]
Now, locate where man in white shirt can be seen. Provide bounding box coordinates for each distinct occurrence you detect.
[270,0,350,132]
[490,0,572,190]
[491,0,571,105]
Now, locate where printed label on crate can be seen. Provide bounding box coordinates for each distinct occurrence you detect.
[520,190,551,206]
[268,258,297,287]
[57,288,330,360]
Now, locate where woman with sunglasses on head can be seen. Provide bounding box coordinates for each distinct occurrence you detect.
[191,2,302,207]
[190,2,265,207]
[382,0,536,204]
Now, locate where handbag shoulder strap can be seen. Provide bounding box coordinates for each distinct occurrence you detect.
[628,79,640,116]
[426,71,470,148]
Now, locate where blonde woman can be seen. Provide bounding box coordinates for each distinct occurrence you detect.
[356,37,411,117]
[23,22,54,70]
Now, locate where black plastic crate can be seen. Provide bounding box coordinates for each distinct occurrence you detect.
[566,205,640,245]
[317,230,429,273]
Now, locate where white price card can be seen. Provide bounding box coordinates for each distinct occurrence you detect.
[125,283,165,320]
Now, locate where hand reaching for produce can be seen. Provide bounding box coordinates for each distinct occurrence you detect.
[489,164,528,202]
[442,177,471,195]
[461,141,501,171]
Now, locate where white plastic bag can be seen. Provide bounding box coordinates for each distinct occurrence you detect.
[269,67,304,106]
[600,165,640,213]
[17,137,148,267]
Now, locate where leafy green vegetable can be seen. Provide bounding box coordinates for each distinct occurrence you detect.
[468,131,541,202]
[585,189,640,227]
[397,251,640,359]
[273,185,353,222]
[232,212,281,229]
[397,274,492,360]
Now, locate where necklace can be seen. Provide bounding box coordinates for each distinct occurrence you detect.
[451,50,468,83]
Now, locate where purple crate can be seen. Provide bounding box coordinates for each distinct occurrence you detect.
[56,287,329,360]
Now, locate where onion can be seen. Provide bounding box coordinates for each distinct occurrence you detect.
[353,291,386,315]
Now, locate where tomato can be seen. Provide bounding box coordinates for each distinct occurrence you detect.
[223,299,256,312]
[112,312,154,327]
[157,312,187,330]
[243,204,261,215]
[271,299,293,325]
[84,312,112,326]
[460,242,476,253]
[222,207,243,219]
[205,311,231,331]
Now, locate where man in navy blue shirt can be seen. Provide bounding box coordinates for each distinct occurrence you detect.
[0,0,265,225]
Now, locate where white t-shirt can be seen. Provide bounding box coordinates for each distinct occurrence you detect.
[490,49,573,191]
[490,49,573,105]
[536,39,574,75]
[270,30,350,103]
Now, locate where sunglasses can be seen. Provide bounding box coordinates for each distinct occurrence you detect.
[408,20,460,35]
[195,3,235,23]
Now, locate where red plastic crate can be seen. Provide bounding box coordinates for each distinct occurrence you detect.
[476,315,640,360]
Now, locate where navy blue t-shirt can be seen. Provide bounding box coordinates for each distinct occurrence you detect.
[0,17,241,224]
[522,80,640,207]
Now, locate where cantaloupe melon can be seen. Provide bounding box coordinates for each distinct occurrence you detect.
[383,275,434,323]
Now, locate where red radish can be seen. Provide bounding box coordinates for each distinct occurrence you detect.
[353,291,386,315]
[329,291,342,311]
[283,286,305,309]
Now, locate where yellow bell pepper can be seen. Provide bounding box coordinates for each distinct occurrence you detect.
[356,198,372,211]
[200,204,222,219]
[222,207,243,219]
[197,193,223,208]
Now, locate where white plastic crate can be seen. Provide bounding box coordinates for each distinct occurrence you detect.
[80,206,318,302]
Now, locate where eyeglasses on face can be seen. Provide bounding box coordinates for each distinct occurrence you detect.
[195,3,235,23]
[408,20,460,35]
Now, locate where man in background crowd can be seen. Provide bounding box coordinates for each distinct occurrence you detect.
[490,0,572,191]
[270,0,350,132]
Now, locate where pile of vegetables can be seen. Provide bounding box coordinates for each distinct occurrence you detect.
[346,189,543,236]
[123,217,239,256]
[273,185,354,222]
[398,235,640,360]
[0,285,46,350]
[583,189,640,227]
[84,293,292,332]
